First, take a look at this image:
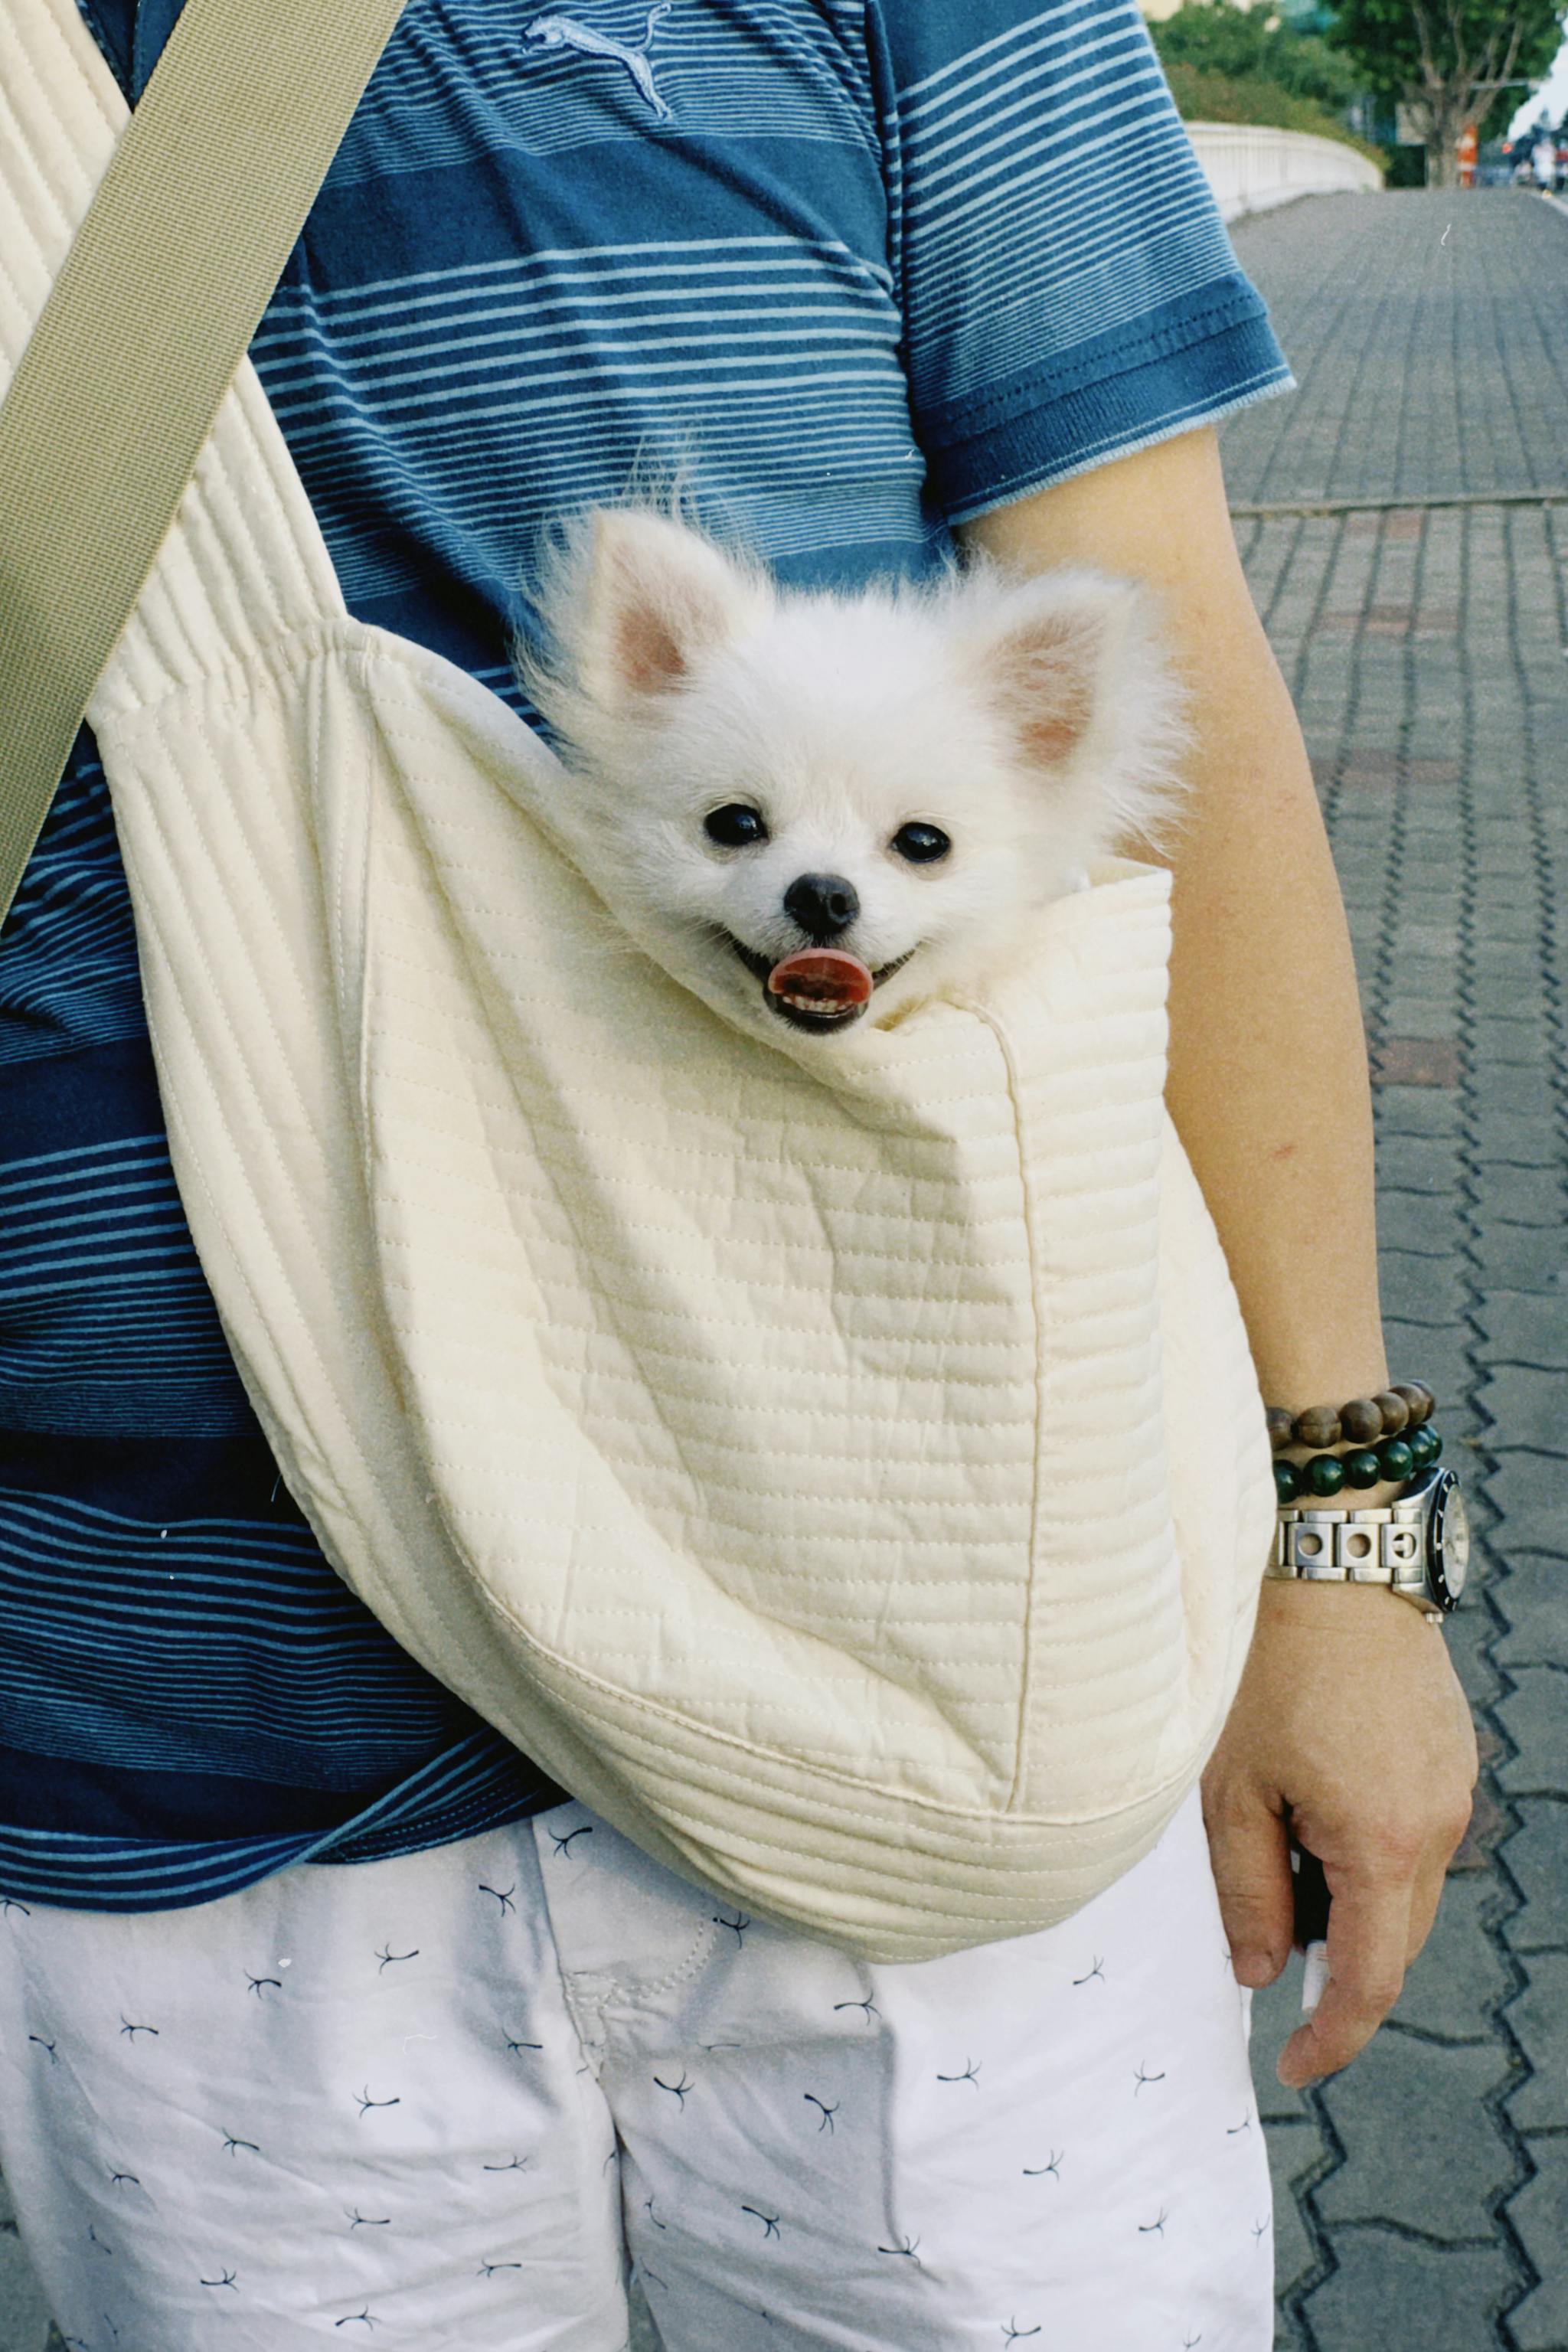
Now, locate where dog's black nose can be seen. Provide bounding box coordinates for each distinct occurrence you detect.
[783,873,860,941]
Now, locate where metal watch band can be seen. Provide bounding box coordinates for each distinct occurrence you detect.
[1267,1502,1442,1620]
[1271,1508,1423,1581]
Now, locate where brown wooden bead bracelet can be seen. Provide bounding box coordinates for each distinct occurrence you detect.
[1266,1382,1435,1457]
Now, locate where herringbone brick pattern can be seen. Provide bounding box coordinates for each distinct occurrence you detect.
[1225,189,1568,508]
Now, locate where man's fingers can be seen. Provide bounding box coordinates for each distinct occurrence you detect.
[1201,1779,1295,1989]
[1278,1867,1414,2086]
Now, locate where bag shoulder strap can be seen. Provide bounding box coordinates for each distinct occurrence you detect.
[0,0,407,933]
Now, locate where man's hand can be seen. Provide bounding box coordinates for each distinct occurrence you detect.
[1203,1578,1478,2086]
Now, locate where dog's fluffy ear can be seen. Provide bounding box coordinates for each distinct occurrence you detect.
[957,568,1148,771]
[571,509,767,709]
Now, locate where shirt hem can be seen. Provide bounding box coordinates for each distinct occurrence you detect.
[924,302,1294,524]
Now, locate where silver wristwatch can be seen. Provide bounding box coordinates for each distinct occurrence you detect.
[1268,1463,1469,1622]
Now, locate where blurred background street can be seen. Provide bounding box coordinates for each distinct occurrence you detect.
[5,183,1567,2352]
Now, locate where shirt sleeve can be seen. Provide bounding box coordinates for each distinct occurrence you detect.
[873,0,1293,521]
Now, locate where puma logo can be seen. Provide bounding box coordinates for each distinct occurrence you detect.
[525,5,674,121]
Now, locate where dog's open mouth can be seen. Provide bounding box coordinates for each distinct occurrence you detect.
[727,938,910,1033]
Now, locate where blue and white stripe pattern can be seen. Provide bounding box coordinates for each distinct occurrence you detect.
[0,760,142,1070]
[2,0,1289,1909]
[884,0,1292,510]
[0,1130,251,1439]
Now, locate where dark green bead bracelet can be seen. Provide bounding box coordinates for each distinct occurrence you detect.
[1272,1426,1440,1505]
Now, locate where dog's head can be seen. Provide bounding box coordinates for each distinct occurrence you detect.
[521,508,1183,1041]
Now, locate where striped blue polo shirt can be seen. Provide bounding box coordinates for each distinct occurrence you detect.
[0,0,1290,1909]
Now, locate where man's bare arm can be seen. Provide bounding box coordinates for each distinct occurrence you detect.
[960,424,1476,2085]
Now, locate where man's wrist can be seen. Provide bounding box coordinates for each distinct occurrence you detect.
[1253,1575,1442,1628]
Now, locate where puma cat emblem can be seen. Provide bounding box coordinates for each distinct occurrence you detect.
[524,5,674,121]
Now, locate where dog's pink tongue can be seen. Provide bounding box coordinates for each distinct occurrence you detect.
[766,947,874,1014]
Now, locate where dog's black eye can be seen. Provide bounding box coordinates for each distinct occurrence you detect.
[704,804,769,848]
[891,822,951,864]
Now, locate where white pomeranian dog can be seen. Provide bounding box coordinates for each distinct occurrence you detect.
[519,507,1185,1041]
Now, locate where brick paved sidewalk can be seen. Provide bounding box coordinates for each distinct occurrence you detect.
[1225,191,1568,2352]
[1224,187,1568,508]
[5,189,1566,2352]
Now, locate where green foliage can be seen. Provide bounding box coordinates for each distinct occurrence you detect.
[1158,54,1387,162]
[1326,0,1563,113]
[1148,2,1385,162]
[1149,2,1362,109]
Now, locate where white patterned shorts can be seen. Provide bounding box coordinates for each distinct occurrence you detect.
[0,1790,1272,2349]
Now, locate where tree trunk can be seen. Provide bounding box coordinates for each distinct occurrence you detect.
[1413,89,1468,189]
[1426,136,1460,188]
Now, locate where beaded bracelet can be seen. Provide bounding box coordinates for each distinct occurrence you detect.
[1266,1383,1435,1455]
[1272,1422,1442,1505]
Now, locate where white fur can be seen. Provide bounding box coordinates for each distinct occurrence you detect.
[518,507,1187,1043]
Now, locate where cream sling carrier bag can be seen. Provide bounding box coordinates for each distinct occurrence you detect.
[0,0,1273,1962]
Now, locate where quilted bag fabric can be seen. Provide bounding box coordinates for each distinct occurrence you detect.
[5,0,1273,1960]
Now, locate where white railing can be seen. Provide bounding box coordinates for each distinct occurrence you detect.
[1187,122,1383,221]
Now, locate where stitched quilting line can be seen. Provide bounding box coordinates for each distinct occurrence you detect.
[93,377,341,712]
[371,1096,1039,1193]
[367,977,1147,1133]
[0,0,107,292]
[369,1069,1142,1186]
[949,994,1049,1818]
[371,1314,1046,1402]
[114,822,348,1496]
[368,1032,1156,1174]
[371,959,1165,1096]
[43,0,121,139]
[510,1627,1010,1778]
[374,1246,1050,1310]
[374,1165,1080,1243]
[370,1112,1063,1205]
[467,1550,1173,1621]
[420,1419,1040,1471]
[396,1442,1041,1524]
[326,625,364,1125]
[377,1351,1072,1418]
[371,1138,1053,1232]
[106,703,509,1690]
[501,1604,1204,1831]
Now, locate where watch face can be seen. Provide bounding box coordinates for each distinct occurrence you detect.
[1432,1473,1470,1608]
